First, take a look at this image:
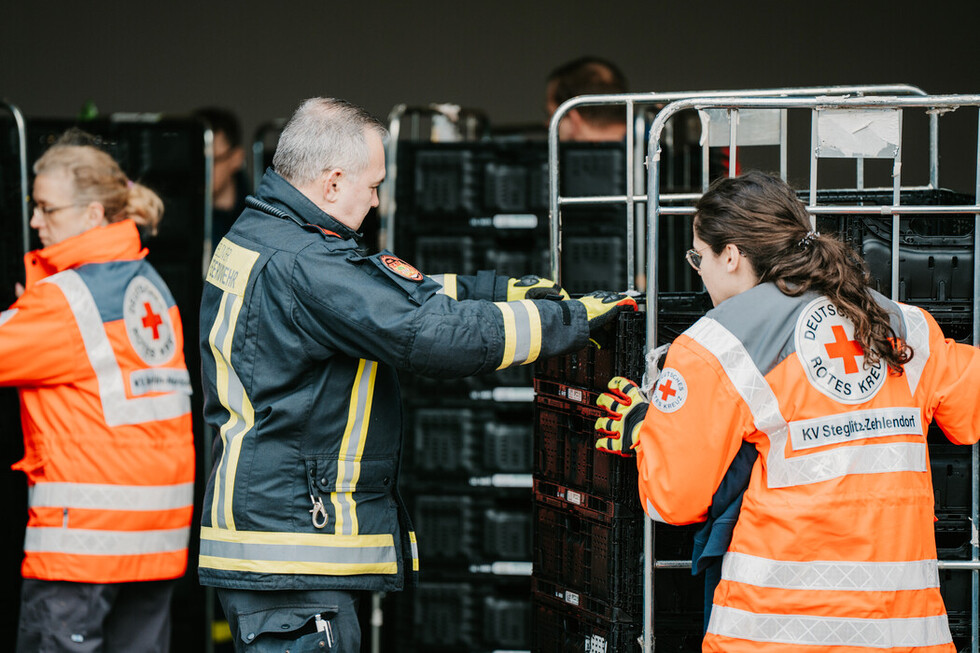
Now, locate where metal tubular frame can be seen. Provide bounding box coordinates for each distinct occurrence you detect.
[548,85,933,294]
[646,93,980,653]
[1,101,29,253]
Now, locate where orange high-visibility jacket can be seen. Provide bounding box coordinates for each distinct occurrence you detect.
[0,220,194,583]
[637,283,980,653]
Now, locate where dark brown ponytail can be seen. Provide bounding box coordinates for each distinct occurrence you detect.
[694,171,912,374]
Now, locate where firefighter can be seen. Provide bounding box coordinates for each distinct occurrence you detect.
[594,171,980,652]
[0,132,195,652]
[198,97,636,652]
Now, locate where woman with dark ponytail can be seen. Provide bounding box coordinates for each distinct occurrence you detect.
[595,171,980,652]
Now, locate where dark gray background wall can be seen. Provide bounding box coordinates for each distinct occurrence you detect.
[2,0,979,187]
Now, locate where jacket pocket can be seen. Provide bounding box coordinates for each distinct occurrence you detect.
[307,456,395,494]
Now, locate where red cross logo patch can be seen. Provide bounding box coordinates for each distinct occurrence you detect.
[795,297,885,404]
[123,276,176,366]
[651,368,688,413]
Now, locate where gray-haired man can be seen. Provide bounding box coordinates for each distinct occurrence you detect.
[197,97,635,651]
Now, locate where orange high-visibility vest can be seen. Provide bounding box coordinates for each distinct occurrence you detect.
[636,283,980,652]
[0,220,194,583]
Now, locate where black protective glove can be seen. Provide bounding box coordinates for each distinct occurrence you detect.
[594,376,648,456]
[575,291,639,331]
[506,275,570,301]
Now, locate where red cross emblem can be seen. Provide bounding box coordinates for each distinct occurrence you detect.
[141,302,163,340]
[824,324,863,374]
[658,379,677,402]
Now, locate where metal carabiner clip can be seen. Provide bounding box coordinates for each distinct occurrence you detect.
[309,494,328,529]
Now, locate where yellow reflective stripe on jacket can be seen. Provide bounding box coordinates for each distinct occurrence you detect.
[409,531,419,571]
[494,300,542,369]
[206,239,260,531]
[333,359,378,536]
[199,526,397,576]
[429,274,458,299]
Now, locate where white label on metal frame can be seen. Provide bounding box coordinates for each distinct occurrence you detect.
[815,109,901,158]
[699,108,783,147]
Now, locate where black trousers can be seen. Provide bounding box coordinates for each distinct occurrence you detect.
[16,578,176,653]
[217,588,361,653]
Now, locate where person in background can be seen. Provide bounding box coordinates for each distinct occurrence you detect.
[197,96,636,653]
[546,56,628,141]
[194,107,248,246]
[594,171,980,652]
[0,131,195,652]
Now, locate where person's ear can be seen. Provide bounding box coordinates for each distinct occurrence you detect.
[85,202,107,228]
[723,243,742,273]
[566,109,585,137]
[322,169,344,204]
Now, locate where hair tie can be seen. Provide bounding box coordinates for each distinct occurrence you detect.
[126,180,134,189]
[799,230,819,249]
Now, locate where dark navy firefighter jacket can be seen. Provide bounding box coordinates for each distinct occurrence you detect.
[198,169,590,592]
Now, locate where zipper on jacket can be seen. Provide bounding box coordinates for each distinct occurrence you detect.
[307,462,328,529]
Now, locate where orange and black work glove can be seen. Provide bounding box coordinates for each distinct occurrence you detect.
[575,291,639,331]
[595,376,648,456]
[506,275,570,301]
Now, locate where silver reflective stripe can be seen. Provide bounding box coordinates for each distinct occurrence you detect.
[645,498,668,523]
[429,274,457,299]
[687,318,927,489]
[0,308,18,327]
[41,271,190,427]
[29,482,193,512]
[723,552,940,591]
[409,537,419,561]
[707,605,952,648]
[334,359,377,536]
[24,526,190,555]
[200,536,396,566]
[899,304,930,396]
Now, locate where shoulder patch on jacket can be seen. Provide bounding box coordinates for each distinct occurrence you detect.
[123,276,177,365]
[651,368,687,413]
[379,255,423,282]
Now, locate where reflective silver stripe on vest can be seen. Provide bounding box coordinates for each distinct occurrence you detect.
[723,552,940,591]
[687,318,927,489]
[29,482,193,512]
[707,605,952,648]
[899,304,930,396]
[200,536,397,566]
[40,271,191,427]
[24,526,190,555]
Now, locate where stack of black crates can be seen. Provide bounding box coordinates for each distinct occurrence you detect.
[531,295,710,653]
[382,138,631,652]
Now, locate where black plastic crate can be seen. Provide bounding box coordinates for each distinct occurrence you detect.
[813,188,975,302]
[534,395,640,508]
[413,148,482,215]
[930,444,974,514]
[533,590,641,653]
[533,477,640,524]
[935,512,974,560]
[387,580,532,652]
[534,502,643,616]
[407,406,533,476]
[412,493,532,564]
[534,309,646,394]
[939,568,973,640]
[562,235,627,295]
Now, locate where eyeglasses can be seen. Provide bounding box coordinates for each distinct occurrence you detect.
[30,200,79,217]
[685,244,712,272]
